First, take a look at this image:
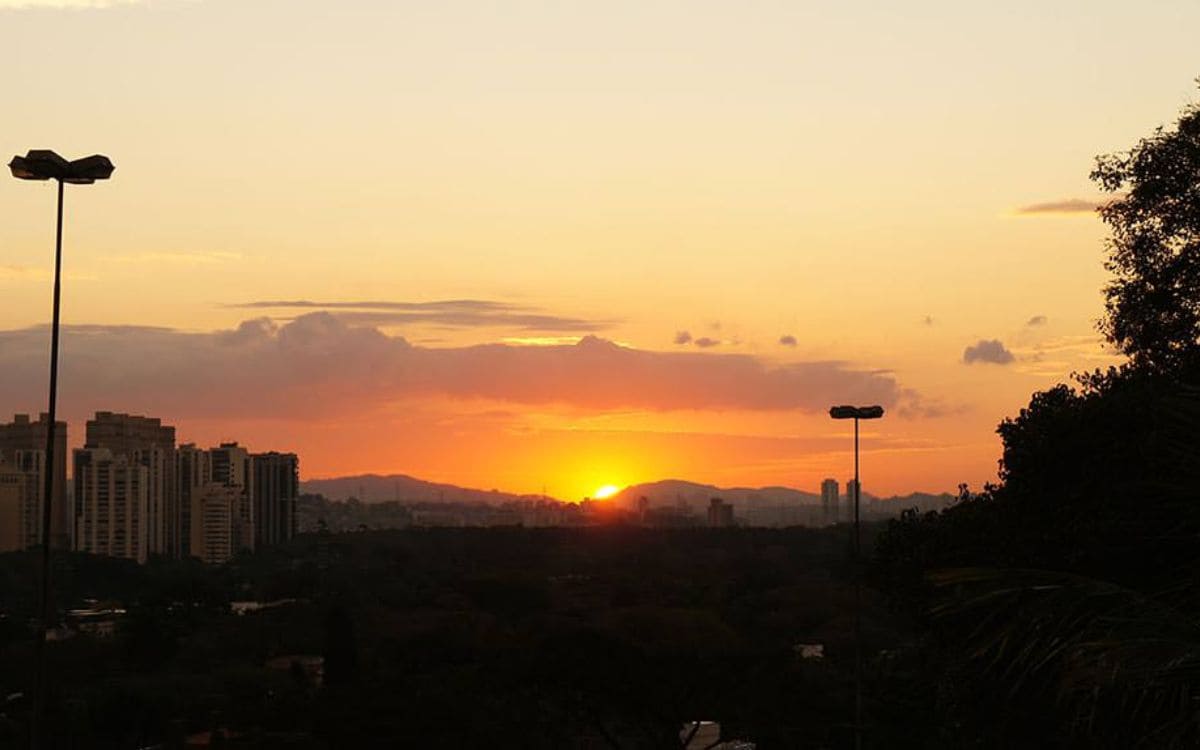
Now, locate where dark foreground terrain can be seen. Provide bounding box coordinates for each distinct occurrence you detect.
[0,525,923,749]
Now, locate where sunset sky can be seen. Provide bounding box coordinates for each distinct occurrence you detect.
[2,0,1197,500]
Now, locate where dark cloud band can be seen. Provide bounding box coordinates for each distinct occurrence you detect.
[0,313,910,419]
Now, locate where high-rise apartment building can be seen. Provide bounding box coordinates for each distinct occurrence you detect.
[844,479,861,521]
[74,447,150,563]
[84,412,177,557]
[820,478,839,524]
[6,452,45,549]
[0,461,28,552]
[209,443,254,552]
[251,452,298,548]
[0,413,68,549]
[65,417,296,564]
[175,443,211,558]
[210,442,250,488]
[190,484,240,565]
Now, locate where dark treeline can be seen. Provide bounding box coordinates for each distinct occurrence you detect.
[871,85,1200,748]
[0,525,924,749]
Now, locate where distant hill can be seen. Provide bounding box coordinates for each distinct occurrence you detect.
[300,473,549,505]
[301,473,955,512]
[873,491,958,512]
[610,479,822,510]
[613,481,955,512]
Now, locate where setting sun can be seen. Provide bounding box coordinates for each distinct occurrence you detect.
[593,485,621,500]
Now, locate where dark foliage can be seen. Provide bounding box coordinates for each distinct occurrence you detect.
[0,526,915,749]
[1093,84,1200,370]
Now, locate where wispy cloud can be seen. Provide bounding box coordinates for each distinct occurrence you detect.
[1014,334,1123,377]
[778,335,797,347]
[693,337,720,348]
[1026,314,1047,327]
[233,299,614,333]
[1014,198,1111,216]
[673,330,693,345]
[0,313,915,419]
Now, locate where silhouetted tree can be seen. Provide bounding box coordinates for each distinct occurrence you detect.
[872,84,1200,747]
[1093,84,1200,369]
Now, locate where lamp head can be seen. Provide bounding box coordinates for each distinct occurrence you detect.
[829,405,885,420]
[64,154,115,183]
[9,150,113,183]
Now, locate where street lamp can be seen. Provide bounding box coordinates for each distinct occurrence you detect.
[829,403,884,750]
[9,149,114,750]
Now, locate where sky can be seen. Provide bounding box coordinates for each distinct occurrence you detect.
[1,0,1196,500]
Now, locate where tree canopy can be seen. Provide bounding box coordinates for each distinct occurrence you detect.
[1093,85,1200,369]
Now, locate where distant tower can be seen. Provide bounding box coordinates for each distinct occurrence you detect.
[844,479,861,521]
[176,443,212,558]
[707,497,734,528]
[251,451,299,548]
[209,442,255,553]
[191,484,240,565]
[820,478,839,524]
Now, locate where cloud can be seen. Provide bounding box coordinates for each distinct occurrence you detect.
[1015,334,1123,377]
[0,314,911,420]
[778,335,797,347]
[962,339,1015,365]
[499,336,583,346]
[233,299,613,333]
[1026,315,1047,327]
[673,330,693,345]
[922,316,934,326]
[1015,198,1109,216]
[693,337,720,348]
[894,388,967,420]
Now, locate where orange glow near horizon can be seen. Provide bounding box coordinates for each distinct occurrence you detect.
[0,1,1182,499]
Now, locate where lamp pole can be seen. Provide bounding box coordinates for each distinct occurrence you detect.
[30,178,65,750]
[829,404,883,750]
[9,150,114,750]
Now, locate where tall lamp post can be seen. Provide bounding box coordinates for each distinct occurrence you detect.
[829,404,884,750]
[9,149,114,750]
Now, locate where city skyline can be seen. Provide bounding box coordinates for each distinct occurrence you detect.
[0,410,298,562]
[4,1,1197,500]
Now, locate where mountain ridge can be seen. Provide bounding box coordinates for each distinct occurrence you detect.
[301,473,954,509]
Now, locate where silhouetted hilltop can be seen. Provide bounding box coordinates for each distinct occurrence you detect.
[300,473,551,505]
[611,481,953,509]
[611,480,822,510]
[302,473,954,511]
